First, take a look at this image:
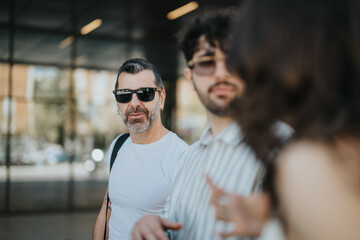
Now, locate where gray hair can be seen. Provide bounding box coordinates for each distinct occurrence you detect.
[115,58,164,89]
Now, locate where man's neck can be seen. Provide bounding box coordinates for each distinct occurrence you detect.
[207,111,234,137]
[130,120,169,144]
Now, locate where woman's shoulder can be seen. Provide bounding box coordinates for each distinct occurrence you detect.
[277,138,360,183]
[275,139,360,240]
[276,140,333,179]
[278,138,360,193]
[278,139,331,162]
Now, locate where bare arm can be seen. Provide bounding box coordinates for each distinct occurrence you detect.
[276,141,360,240]
[93,189,111,240]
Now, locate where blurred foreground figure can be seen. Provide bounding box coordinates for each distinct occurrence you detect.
[212,0,360,239]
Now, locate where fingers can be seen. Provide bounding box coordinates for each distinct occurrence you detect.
[214,203,231,222]
[217,222,263,238]
[206,175,232,223]
[206,175,226,205]
[132,228,143,240]
[207,175,271,238]
[160,218,182,230]
[132,215,166,240]
[132,215,181,240]
[140,223,167,240]
[218,230,238,238]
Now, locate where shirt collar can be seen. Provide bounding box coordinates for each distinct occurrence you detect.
[199,122,243,147]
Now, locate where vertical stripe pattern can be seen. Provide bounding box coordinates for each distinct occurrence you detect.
[166,122,264,240]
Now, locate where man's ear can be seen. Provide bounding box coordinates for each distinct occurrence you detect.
[184,67,195,90]
[160,88,166,110]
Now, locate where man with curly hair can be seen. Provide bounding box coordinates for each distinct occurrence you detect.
[131,10,292,240]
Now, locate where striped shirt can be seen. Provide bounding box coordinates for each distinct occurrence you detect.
[164,122,265,240]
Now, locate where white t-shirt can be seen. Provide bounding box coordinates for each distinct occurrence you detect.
[108,132,188,240]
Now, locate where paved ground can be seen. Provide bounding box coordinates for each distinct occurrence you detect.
[0,162,108,212]
[0,180,107,212]
[0,211,98,240]
[0,163,106,239]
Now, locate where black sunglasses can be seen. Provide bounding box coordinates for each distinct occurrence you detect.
[113,87,162,103]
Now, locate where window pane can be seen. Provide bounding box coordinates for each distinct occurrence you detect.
[9,65,70,211]
[0,27,9,61]
[0,63,10,213]
[14,30,72,66]
[72,68,126,208]
[0,0,9,23]
[15,0,72,31]
[76,38,128,70]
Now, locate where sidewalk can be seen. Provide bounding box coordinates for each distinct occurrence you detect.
[0,211,98,240]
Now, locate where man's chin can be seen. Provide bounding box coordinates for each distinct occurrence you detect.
[210,109,232,117]
[208,94,234,104]
[206,104,232,116]
[128,125,148,133]
[126,121,151,133]
[128,119,145,124]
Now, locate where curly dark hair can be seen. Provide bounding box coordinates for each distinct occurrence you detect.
[177,9,238,63]
[228,0,360,161]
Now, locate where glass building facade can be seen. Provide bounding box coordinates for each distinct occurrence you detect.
[0,0,237,214]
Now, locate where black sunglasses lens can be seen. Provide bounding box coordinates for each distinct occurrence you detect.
[115,92,132,103]
[114,88,158,103]
[137,89,156,102]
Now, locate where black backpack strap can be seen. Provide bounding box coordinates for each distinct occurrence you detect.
[104,133,130,240]
[109,133,130,172]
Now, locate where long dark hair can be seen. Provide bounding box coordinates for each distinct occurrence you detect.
[229,0,360,161]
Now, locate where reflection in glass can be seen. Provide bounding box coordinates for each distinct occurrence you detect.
[14,0,72,31]
[0,28,9,61]
[14,30,72,66]
[76,38,128,69]
[175,77,207,144]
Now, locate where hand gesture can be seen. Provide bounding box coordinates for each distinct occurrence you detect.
[206,175,270,238]
[132,215,182,240]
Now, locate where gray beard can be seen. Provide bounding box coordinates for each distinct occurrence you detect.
[117,99,161,133]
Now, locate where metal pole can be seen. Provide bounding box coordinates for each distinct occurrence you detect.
[67,0,77,211]
[5,0,15,214]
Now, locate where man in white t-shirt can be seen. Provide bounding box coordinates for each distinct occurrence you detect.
[93,58,188,240]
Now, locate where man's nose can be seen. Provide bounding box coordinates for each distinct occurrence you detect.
[213,60,231,81]
[129,92,141,106]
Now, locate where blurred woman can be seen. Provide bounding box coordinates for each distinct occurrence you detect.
[209,0,360,239]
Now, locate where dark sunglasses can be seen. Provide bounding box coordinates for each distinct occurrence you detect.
[113,87,162,103]
[188,55,227,76]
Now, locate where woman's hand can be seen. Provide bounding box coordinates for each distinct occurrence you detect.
[206,175,271,238]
